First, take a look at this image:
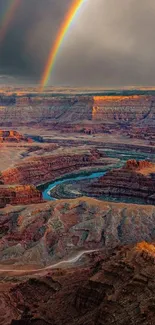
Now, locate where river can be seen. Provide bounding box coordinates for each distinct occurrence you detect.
[42,171,106,201]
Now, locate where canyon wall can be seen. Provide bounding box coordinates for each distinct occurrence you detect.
[0,96,93,127]
[86,160,155,204]
[92,95,152,121]
[0,95,155,132]
[0,185,42,208]
[2,149,102,186]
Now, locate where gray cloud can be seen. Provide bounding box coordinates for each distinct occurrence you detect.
[0,0,155,86]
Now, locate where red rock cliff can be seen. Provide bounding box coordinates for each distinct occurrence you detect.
[0,130,32,142]
[2,150,101,186]
[0,185,42,207]
[86,160,155,204]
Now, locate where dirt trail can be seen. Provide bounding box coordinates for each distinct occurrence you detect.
[0,249,100,277]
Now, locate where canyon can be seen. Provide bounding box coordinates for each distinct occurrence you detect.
[49,159,155,204]
[0,89,155,325]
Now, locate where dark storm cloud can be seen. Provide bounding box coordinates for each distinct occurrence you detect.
[0,0,72,81]
[0,0,155,86]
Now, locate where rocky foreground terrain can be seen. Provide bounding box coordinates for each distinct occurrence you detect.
[1,241,155,324]
[0,197,155,324]
[0,197,154,267]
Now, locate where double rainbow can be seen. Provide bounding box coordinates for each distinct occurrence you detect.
[0,0,20,42]
[40,0,86,91]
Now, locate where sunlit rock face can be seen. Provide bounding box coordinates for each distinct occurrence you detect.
[0,130,32,142]
[92,95,152,121]
[125,159,153,170]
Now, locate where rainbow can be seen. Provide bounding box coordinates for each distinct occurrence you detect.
[0,0,20,42]
[40,0,86,91]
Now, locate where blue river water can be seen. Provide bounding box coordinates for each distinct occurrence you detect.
[42,171,106,201]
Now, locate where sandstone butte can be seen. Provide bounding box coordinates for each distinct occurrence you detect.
[0,130,32,143]
[1,240,155,324]
[0,185,42,208]
[85,159,155,204]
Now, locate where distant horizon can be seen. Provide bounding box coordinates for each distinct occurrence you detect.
[1,84,155,91]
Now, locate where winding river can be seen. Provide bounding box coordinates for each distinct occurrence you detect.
[42,171,106,201]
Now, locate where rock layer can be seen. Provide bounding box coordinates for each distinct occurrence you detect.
[92,95,152,122]
[0,185,42,208]
[85,160,155,204]
[2,149,103,186]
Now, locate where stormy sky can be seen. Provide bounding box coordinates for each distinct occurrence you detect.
[0,0,155,87]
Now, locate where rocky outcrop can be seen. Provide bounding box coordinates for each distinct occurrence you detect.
[0,130,32,143]
[124,159,154,171]
[84,160,155,204]
[0,198,155,266]
[2,149,103,186]
[0,185,42,208]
